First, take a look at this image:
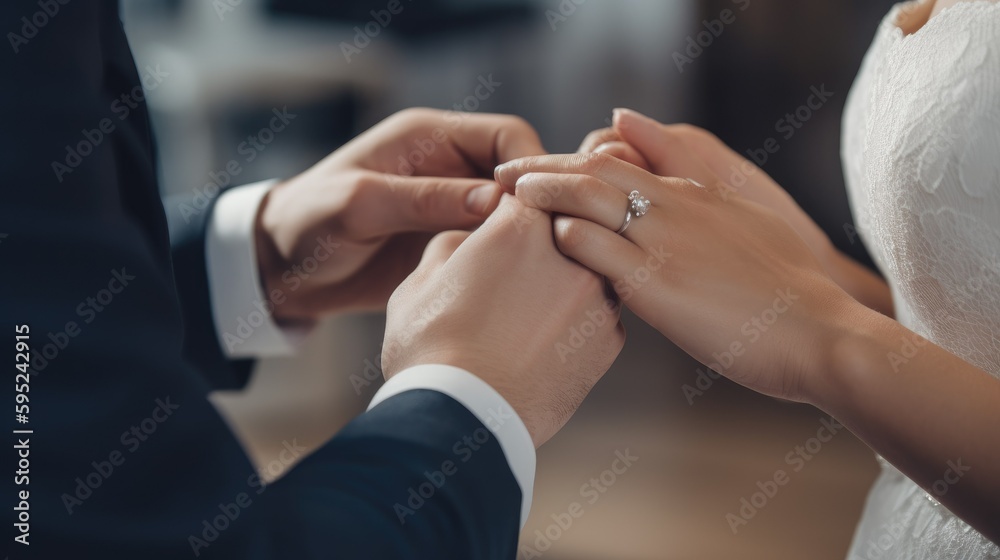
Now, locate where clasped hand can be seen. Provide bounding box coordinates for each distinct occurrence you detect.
[252,108,625,447]
[254,107,861,446]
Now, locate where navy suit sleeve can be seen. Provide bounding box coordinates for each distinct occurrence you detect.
[166,193,255,390]
[269,390,523,559]
[1,1,521,558]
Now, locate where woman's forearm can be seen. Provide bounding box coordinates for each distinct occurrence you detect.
[811,301,1000,542]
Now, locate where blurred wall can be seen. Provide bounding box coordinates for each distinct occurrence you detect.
[696,0,898,266]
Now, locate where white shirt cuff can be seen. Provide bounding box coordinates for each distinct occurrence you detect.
[367,364,536,528]
[206,179,310,358]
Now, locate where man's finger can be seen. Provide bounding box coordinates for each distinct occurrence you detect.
[354,174,502,238]
[346,109,547,178]
[414,110,547,172]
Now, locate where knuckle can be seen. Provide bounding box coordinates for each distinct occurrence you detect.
[352,169,383,191]
[576,151,612,174]
[670,123,701,138]
[554,218,589,251]
[500,115,543,154]
[501,114,533,134]
[336,171,377,230]
[394,106,435,124]
[410,181,442,217]
[671,123,720,145]
[432,230,468,253]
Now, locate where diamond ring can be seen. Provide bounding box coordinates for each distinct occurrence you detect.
[616,190,651,234]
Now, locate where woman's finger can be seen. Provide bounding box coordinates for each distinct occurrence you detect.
[612,108,730,197]
[514,173,657,241]
[551,216,658,299]
[577,127,620,153]
[496,152,688,205]
[594,141,651,171]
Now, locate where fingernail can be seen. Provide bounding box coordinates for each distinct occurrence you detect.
[612,108,627,128]
[466,183,500,216]
[494,163,509,182]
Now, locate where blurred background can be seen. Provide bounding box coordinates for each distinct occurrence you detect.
[122,0,900,558]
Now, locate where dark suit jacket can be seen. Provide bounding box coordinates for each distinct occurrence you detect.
[1,2,522,557]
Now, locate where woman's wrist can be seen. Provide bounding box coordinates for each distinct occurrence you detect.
[820,249,895,316]
[799,290,890,413]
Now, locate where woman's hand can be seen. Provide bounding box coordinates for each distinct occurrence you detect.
[498,134,1000,541]
[495,149,854,404]
[516,111,1000,540]
[255,108,545,322]
[578,109,893,315]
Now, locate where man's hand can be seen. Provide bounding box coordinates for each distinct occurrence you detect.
[254,108,545,322]
[382,195,626,447]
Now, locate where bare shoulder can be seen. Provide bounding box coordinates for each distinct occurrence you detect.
[930,0,1000,18]
[898,0,1000,35]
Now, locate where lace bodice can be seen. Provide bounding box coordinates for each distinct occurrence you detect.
[840,1,1000,558]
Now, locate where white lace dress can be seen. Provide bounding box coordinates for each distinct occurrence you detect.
[841,1,1000,558]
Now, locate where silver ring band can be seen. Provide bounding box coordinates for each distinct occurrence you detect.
[615,208,632,234]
